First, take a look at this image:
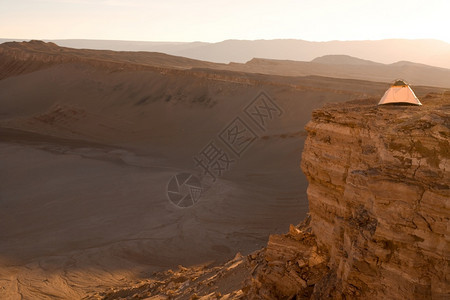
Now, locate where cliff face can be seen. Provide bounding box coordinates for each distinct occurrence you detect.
[246,94,450,299]
[87,94,449,300]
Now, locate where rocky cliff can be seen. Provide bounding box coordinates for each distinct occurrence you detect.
[246,93,450,299]
[92,94,449,299]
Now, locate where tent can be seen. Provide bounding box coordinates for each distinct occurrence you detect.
[378,80,422,106]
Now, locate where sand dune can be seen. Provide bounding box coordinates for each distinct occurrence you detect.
[0,41,446,298]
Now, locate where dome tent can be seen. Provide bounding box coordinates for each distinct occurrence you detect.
[378,79,422,106]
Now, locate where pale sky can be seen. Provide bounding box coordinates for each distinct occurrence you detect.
[1,0,449,43]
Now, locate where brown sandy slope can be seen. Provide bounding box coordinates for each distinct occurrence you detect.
[0,41,445,299]
[2,40,450,89]
[0,40,221,80]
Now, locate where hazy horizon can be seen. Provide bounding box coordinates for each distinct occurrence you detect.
[1,0,449,43]
[2,37,450,44]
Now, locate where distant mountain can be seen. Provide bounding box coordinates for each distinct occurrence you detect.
[0,40,221,79]
[311,55,381,66]
[1,38,449,69]
[0,41,450,88]
[1,40,449,88]
[167,39,450,69]
[0,38,205,53]
[220,55,450,88]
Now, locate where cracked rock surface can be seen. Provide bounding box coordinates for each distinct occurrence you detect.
[298,94,450,299]
[244,94,449,300]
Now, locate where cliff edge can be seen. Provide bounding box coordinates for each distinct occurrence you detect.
[246,93,449,299]
[92,93,449,299]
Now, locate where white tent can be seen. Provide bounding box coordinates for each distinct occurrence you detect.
[378,80,422,106]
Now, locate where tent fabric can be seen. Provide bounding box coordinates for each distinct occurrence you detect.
[378,82,422,106]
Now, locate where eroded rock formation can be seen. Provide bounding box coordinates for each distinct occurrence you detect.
[95,94,449,299]
[246,93,450,299]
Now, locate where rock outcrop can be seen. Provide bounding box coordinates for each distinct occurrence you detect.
[245,93,450,299]
[93,94,449,299]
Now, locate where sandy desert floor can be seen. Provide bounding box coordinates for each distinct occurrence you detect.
[1,42,445,299]
[0,125,309,299]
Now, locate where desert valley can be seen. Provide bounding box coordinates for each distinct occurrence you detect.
[0,38,449,299]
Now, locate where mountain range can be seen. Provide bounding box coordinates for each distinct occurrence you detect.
[1,40,449,88]
[1,38,450,69]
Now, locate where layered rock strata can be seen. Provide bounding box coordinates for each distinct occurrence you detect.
[95,94,449,299]
[246,94,450,299]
